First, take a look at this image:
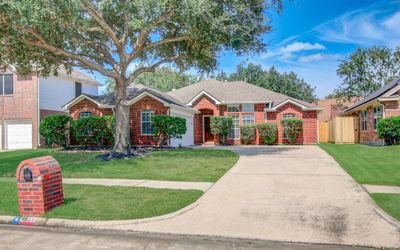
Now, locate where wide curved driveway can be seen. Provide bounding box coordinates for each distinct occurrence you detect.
[74,146,400,248]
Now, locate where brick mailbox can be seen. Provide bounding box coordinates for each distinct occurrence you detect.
[16,156,64,217]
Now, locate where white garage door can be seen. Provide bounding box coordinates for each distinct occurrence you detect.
[7,122,33,149]
[170,111,194,147]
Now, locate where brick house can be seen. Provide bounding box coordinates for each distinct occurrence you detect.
[168,80,322,145]
[342,77,400,145]
[315,98,357,122]
[0,66,99,149]
[65,79,322,146]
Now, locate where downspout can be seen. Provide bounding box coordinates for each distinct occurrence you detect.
[37,75,40,148]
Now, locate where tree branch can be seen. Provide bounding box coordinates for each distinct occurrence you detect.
[127,54,184,84]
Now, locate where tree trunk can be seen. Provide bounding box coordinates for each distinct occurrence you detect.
[113,83,131,155]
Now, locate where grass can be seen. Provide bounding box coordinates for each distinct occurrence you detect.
[0,181,202,220]
[370,193,400,221]
[0,149,239,182]
[319,143,400,186]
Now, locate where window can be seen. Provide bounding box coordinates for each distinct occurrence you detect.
[229,116,240,139]
[242,114,254,125]
[242,104,254,112]
[373,106,382,130]
[361,111,368,131]
[227,104,239,112]
[75,82,82,97]
[283,113,296,120]
[0,74,13,95]
[282,113,296,139]
[79,112,93,119]
[141,110,155,135]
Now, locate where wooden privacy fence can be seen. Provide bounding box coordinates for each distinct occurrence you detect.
[326,116,359,144]
[319,121,329,142]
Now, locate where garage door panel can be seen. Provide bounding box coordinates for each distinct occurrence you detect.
[170,111,194,147]
[7,123,33,149]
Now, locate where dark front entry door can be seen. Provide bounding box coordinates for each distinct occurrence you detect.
[204,116,214,142]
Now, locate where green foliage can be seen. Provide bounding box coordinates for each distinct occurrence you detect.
[39,115,72,149]
[210,116,233,145]
[240,124,256,145]
[152,115,186,147]
[215,63,317,102]
[281,119,303,145]
[377,116,400,145]
[72,116,115,146]
[256,123,277,145]
[335,46,400,103]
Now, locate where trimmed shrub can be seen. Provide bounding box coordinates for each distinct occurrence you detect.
[210,116,233,145]
[256,123,277,145]
[377,116,400,145]
[240,124,255,145]
[152,115,186,147]
[281,119,303,145]
[72,115,115,146]
[40,115,72,148]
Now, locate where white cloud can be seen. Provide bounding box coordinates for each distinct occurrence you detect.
[262,42,326,61]
[298,53,341,63]
[315,1,400,48]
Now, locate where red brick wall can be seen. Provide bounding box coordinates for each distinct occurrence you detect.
[130,96,169,145]
[268,103,318,144]
[40,109,68,120]
[69,99,113,119]
[384,101,400,117]
[192,96,219,145]
[0,71,39,148]
[359,107,383,145]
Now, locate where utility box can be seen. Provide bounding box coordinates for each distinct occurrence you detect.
[16,156,64,217]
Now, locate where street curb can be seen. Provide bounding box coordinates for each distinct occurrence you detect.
[0,215,48,226]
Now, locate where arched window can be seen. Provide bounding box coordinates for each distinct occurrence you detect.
[79,111,93,119]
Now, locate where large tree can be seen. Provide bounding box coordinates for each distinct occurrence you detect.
[216,63,317,102]
[0,0,282,154]
[335,46,400,102]
[105,67,202,93]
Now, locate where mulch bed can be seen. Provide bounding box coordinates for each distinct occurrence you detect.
[58,145,190,161]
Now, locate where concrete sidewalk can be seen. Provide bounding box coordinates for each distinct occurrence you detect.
[43,146,400,248]
[363,184,400,194]
[63,178,213,191]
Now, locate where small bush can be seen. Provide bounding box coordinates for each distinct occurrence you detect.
[210,116,233,145]
[256,123,277,145]
[281,119,303,145]
[72,115,115,146]
[377,116,400,145]
[39,115,72,149]
[240,124,255,145]
[152,115,186,147]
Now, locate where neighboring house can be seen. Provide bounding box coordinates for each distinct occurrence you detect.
[315,98,355,122]
[65,79,322,146]
[0,66,100,149]
[342,76,400,145]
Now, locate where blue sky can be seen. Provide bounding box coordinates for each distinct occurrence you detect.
[218,0,400,98]
[93,0,400,98]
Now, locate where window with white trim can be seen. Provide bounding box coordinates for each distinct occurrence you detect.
[229,116,240,139]
[227,104,239,112]
[373,106,382,130]
[141,110,155,135]
[242,114,254,125]
[361,111,368,131]
[79,112,93,119]
[0,74,13,96]
[242,104,254,112]
[282,113,296,139]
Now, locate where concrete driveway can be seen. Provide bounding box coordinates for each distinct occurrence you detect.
[57,146,400,248]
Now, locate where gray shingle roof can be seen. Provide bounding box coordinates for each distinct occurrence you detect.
[67,84,189,109]
[344,76,400,114]
[167,79,320,109]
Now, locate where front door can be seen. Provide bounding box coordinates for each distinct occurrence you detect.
[204,116,214,142]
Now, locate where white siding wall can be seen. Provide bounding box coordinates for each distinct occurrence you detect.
[39,76,98,111]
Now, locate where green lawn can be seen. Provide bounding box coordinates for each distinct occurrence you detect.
[0,149,239,182]
[0,181,202,220]
[319,143,400,186]
[371,193,400,221]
